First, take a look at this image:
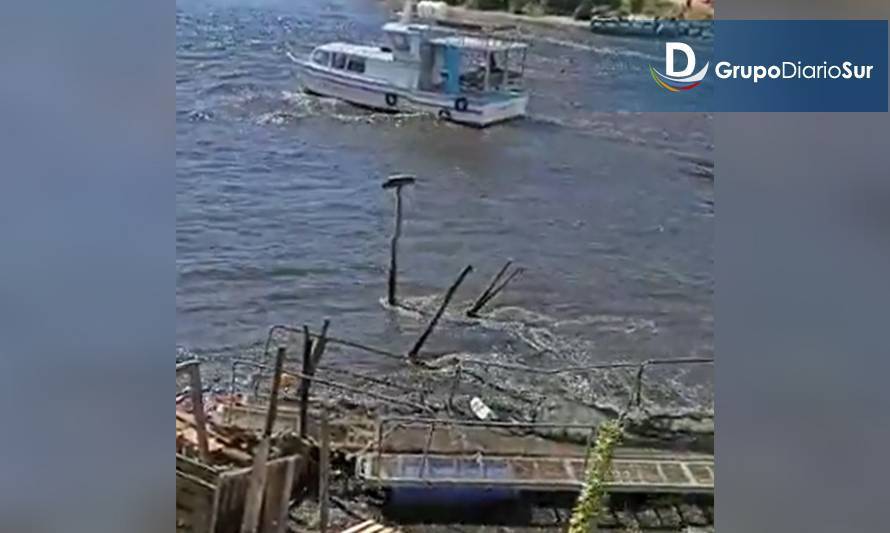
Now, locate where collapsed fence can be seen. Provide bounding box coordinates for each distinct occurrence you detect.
[220,317,714,462]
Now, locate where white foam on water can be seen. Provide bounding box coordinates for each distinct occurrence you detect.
[537,36,661,62]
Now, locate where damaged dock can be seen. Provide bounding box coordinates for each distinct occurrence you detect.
[176,174,714,532]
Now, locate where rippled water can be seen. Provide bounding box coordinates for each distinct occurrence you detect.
[176,0,714,410]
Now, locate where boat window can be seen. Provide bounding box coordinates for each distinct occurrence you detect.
[346,57,366,74]
[390,33,410,52]
[332,53,347,70]
[312,50,331,67]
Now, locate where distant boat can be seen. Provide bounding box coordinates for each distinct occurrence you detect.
[590,17,712,40]
[291,1,530,127]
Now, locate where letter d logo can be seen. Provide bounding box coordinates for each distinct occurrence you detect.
[650,42,709,92]
[666,42,696,77]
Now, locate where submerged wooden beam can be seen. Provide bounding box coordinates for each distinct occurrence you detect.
[467,260,513,317]
[477,266,523,312]
[407,264,473,361]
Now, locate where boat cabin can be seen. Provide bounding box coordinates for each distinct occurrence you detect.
[308,22,528,97]
[426,34,527,95]
[381,22,528,96]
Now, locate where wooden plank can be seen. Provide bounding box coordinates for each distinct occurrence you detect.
[340,521,375,533]
[241,346,287,533]
[176,471,216,533]
[177,454,219,483]
[261,456,297,533]
[186,363,211,462]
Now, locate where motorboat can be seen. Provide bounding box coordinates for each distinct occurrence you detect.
[292,1,529,127]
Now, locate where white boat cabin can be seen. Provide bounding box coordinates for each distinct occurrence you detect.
[307,22,527,97]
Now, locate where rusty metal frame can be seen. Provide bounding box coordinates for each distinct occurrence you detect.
[228,359,435,415]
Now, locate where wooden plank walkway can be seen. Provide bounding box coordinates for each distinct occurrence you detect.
[340,519,400,533]
[356,450,713,495]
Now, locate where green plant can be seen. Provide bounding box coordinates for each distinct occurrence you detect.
[568,419,623,533]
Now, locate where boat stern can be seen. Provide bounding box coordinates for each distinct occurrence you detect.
[454,92,528,127]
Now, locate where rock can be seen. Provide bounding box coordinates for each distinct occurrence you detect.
[572,0,595,20]
[656,504,684,528]
[598,507,619,527]
[534,400,610,443]
[678,502,709,526]
[615,509,640,530]
[635,507,662,529]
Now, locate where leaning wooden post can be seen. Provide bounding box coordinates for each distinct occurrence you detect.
[319,409,331,533]
[264,346,287,435]
[467,260,512,317]
[407,265,473,361]
[310,319,331,370]
[185,362,211,463]
[467,263,523,317]
[240,346,287,533]
[298,320,330,438]
[632,362,647,408]
[298,325,313,438]
[382,174,416,306]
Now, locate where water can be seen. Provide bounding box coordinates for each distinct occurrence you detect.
[176,0,714,412]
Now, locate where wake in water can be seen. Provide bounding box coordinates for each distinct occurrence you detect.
[261,91,432,126]
[375,292,709,414]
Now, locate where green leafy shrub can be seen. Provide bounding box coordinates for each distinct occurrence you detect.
[568,420,623,533]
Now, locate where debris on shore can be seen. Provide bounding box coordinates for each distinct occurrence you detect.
[176,174,714,532]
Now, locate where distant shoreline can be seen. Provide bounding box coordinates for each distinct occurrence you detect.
[397,1,714,33]
[431,5,590,32]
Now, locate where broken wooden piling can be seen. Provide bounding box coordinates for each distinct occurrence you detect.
[310,319,330,369]
[298,326,312,438]
[467,260,523,317]
[407,264,473,361]
[382,174,416,306]
[298,320,330,438]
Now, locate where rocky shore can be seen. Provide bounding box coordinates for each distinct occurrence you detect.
[396,1,713,33]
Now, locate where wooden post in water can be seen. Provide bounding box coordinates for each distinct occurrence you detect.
[319,409,331,533]
[240,346,287,533]
[467,261,523,317]
[407,264,473,361]
[382,175,416,306]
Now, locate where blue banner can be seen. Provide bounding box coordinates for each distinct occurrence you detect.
[637,20,887,112]
[710,20,888,111]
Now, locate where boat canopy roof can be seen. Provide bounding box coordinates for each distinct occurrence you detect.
[315,42,393,61]
[429,35,528,53]
[382,21,433,34]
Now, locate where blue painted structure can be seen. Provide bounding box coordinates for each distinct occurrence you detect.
[443,45,461,94]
